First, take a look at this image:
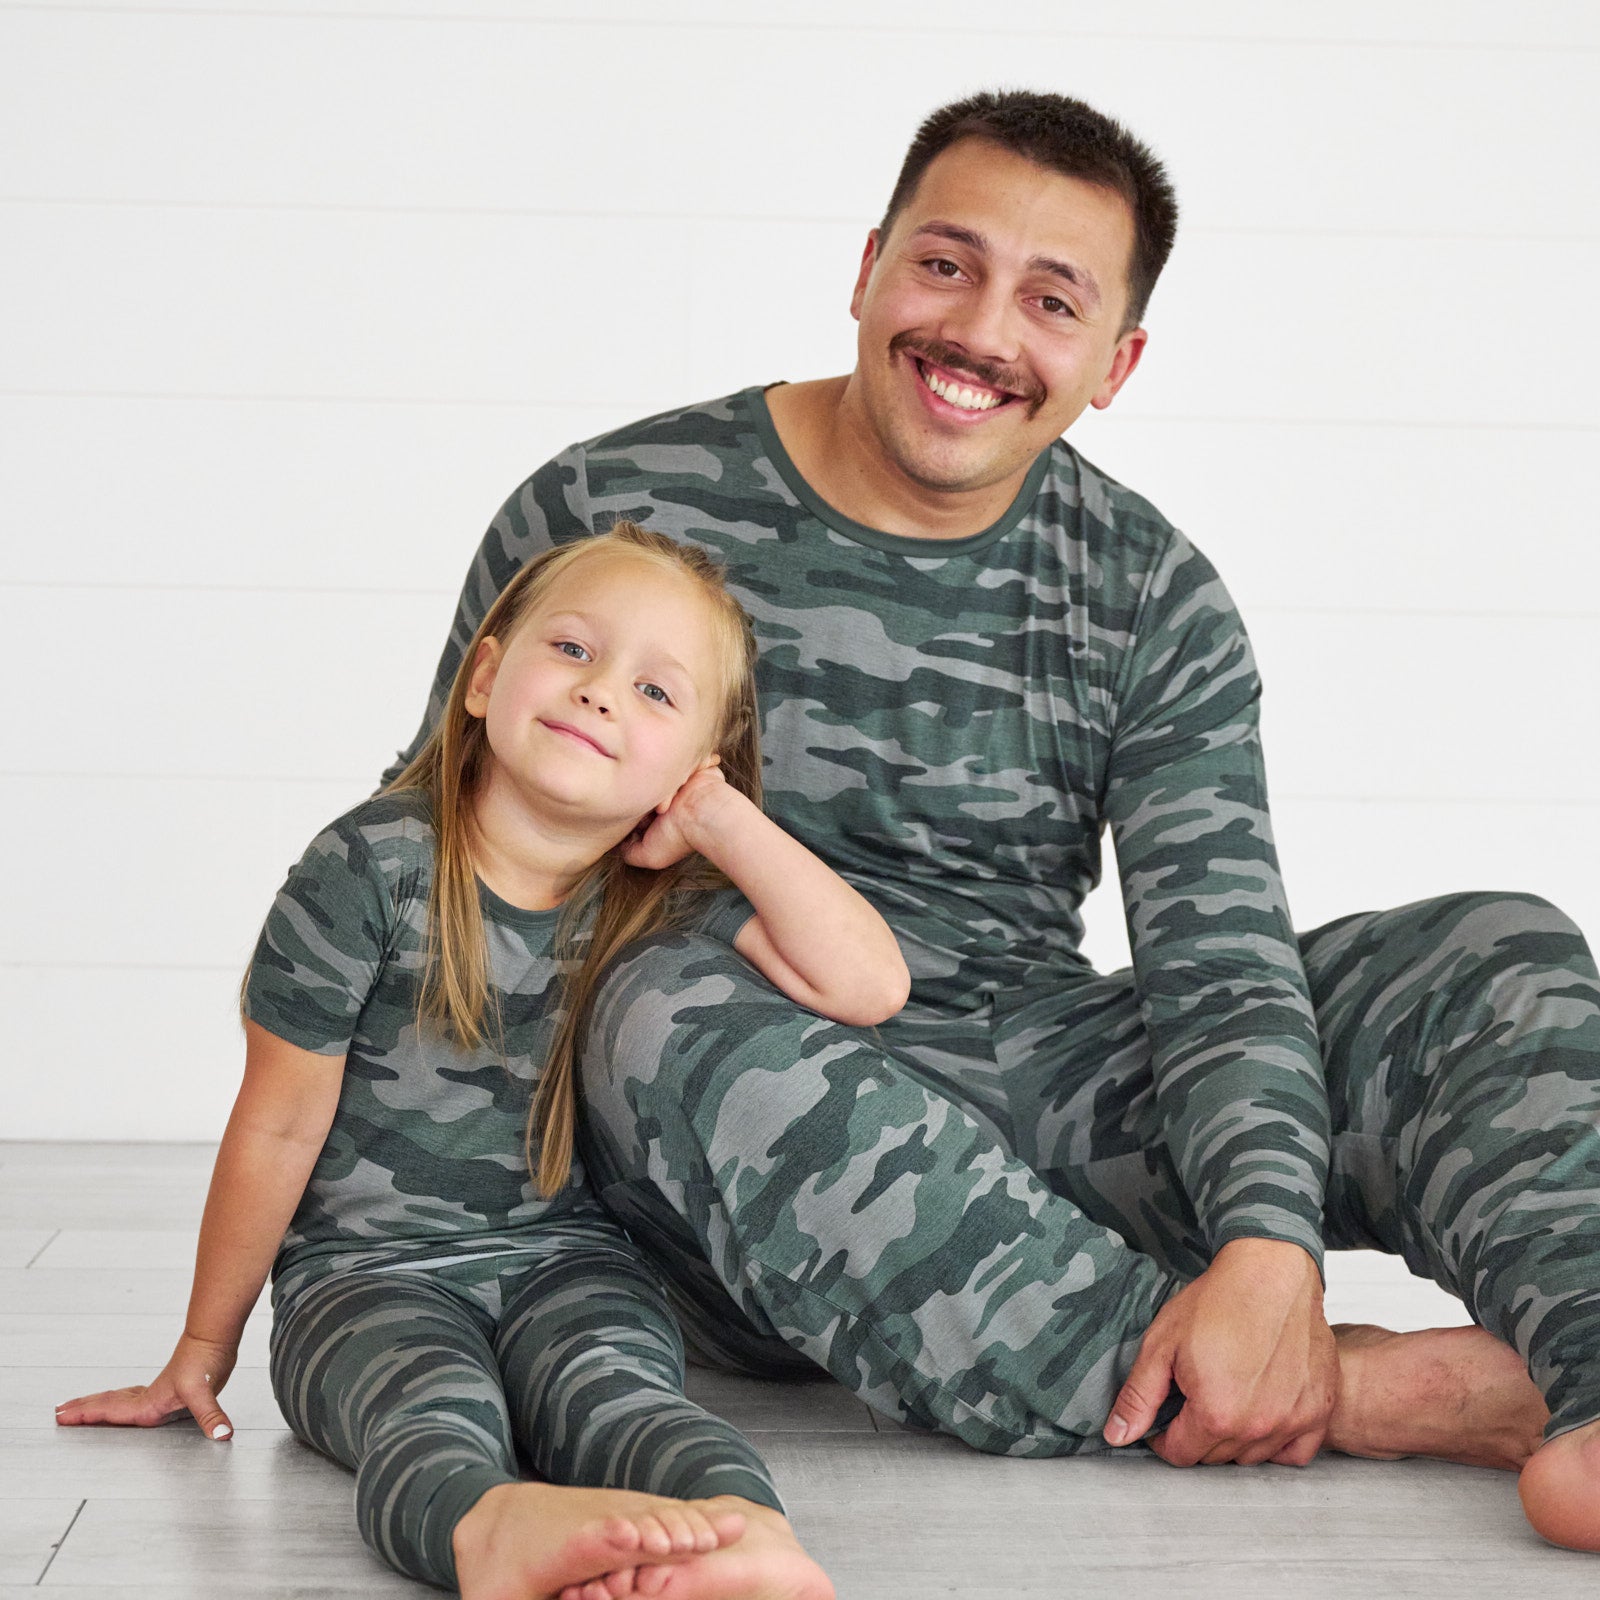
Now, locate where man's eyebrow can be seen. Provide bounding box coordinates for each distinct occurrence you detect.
[913,221,990,256]
[911,220,1102,312]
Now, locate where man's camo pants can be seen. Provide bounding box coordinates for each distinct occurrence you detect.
[580,891,1600,1455]
[269,1221,783,1590]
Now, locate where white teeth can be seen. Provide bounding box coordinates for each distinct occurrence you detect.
[920,365,1003,411]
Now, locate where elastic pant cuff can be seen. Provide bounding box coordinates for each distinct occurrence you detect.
[417,1464,518,1591]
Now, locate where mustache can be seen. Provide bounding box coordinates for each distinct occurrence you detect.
[890,333,1045,411]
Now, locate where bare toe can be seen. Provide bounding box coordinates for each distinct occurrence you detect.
[1521,1420,1600,1551]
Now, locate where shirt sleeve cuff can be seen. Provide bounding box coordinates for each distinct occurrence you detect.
[1207,1213,1326,1285]
[692,886,757,949]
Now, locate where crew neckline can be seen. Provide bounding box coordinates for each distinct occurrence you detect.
[476,877,563,933]
[751,383,1051,557]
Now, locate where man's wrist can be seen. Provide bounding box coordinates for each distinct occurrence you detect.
[1215,1237,1308,1257]
[1212,1236,1324,1287]
[1208,1209,1327,1280]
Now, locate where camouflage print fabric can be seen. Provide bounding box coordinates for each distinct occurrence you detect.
[580,890,1600,1450]
[243,786,750,1306]
[387,386,1600,1449]
[385,384,1330,1265]
[245,788,779,1586]
[271,1232,782,1590]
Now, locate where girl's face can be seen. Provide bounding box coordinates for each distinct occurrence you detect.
[465,551,730,833]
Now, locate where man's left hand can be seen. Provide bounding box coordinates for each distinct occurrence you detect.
[1102,1237,1337,1467]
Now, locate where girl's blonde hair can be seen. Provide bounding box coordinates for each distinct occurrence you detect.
[388,520,762,1196]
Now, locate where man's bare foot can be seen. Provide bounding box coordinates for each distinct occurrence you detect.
[1520,1416,1600,1550]
[1327,1322,1547,1471]
[555,1500,833,1600]
[451,1482,746,1600]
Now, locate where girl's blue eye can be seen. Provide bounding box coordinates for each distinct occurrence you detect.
[558,641,588,660]
[639,683,670,704]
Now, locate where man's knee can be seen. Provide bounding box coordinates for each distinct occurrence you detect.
[1417,892,1594,988]
[1353,891,1589,984]
[1438,889,1581,938]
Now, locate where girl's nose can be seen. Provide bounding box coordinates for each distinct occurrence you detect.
[578,691,612,716]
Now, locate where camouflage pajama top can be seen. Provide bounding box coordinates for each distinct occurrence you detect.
[244,788,752,1308]
[387,386,1332,1266]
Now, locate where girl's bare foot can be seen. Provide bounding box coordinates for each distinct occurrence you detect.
[1327,1322,1547,1470]
[451,1482,746,1600]
[1520,1416,1600,1550]
[556,1500,833,1600]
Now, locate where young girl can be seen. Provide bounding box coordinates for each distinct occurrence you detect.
[56,522,908,1600]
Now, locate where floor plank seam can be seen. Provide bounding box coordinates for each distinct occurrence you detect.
[34,1496,85,1587]
[23,1233,60,1270]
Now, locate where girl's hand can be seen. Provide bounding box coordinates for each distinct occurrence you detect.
[622,758,738,871]
[55,1332,239,1440]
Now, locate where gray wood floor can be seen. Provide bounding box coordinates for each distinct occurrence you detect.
[4,1140,1594,1598]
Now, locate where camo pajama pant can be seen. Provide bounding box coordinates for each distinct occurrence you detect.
[580,891,1600,1454]
[269,1222,783,1590]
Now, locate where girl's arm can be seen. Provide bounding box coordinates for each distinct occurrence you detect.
[55,1022,343,1439]
[629,766,911,1027]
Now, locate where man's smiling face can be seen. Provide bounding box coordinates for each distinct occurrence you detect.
[848,136,1148,497]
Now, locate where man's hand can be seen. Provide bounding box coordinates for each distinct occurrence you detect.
[1103,1237,1336,1467]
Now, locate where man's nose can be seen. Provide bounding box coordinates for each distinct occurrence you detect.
[939,281,1022,366]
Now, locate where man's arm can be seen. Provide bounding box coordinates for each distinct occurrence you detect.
[1104,529,1328,1260]
[379,451,593,788]
[1100,528,1336,1464]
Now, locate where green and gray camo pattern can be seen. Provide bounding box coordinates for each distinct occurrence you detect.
[580,889,1600,1449]
[272,1232,783,1589]
[249,788,783,1584]
[243,786,749,1308]
[391,387,1600,1449]
[386,384,1331,1265]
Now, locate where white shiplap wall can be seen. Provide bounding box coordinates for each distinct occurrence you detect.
[3,1,1597,1139]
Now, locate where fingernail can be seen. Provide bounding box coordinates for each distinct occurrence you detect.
[212,1424,231,1440]
[1106,1414,1128,1444]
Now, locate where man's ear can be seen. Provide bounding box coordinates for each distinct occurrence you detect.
[849,229,881,322]
[1090,326,1149,411]
[463,637,503,719]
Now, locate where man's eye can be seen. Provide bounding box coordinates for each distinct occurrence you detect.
[931,258,962,278]
[1040,295,1075,318]
[639,682,671,705]
[558,641,589,660]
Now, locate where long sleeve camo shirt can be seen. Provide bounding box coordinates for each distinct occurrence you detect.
[384,385,1332,1268]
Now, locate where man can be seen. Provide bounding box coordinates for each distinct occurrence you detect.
[387,91,1600,1546]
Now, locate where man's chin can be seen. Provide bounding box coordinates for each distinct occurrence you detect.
[890,437,1038,498]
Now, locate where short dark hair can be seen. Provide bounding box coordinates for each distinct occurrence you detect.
[878,90,1179,331]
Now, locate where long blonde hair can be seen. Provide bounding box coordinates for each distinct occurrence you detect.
[388,521,762,1196]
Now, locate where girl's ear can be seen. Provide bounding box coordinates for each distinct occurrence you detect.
[464,638,503,720]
